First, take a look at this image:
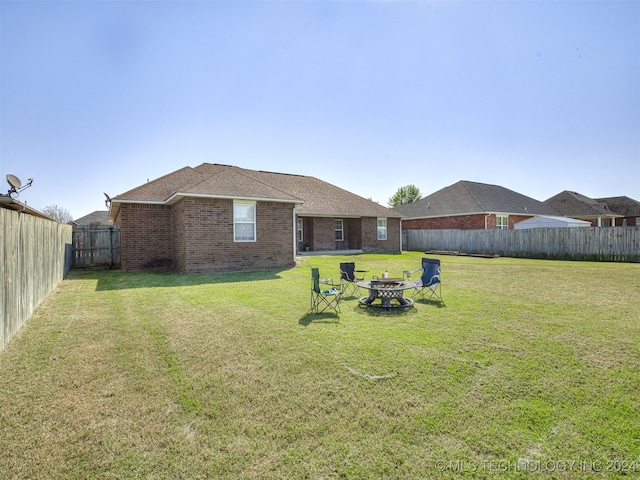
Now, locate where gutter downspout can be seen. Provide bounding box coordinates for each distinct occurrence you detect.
[293,207,298,262]
[484,213,491,230]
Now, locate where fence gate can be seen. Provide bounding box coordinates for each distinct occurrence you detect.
[72,225,121,268]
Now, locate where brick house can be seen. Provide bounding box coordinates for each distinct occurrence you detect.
[594,196,640,227]
[108,163,401,274]
[544,191,623,227]
[393,180,560,230]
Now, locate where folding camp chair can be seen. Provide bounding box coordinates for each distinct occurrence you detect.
[403,258,443,303]
[339,262,367,297]
[310,268,343,314]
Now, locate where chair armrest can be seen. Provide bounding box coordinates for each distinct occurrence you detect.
[321,278,341,289]
[403,267,423,279]
[354,269,367,280]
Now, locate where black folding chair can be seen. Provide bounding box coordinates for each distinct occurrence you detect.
[339,262,367,297]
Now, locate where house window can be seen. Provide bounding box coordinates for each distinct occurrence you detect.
[297,218,303,242]
[234,201,256,242]
[377,218,387,240]
[496,215,508,230]
[335,219,344,241]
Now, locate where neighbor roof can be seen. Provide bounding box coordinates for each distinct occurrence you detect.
[393,180,559,219]
[74,210,110,225]
[109,164,399,222]
[544,191,623,218]
[594,196,640,217]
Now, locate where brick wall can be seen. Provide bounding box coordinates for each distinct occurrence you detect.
[119,203,173,271]
[362,217,401,253]
[177,197,232,274]
[616,216,638,227]
[345,218,363,250]
[172,199,187,274]
[311,217,338,250]
[402,215,488,230]
[180,198,295,274]
[508,215,533,228]
[120,198,295,274]
[402,214,534,230]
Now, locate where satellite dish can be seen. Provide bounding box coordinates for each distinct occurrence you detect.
[5,174,33,197]
[6,174,22,190]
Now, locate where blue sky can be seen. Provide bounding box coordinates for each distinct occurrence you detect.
[1,0,638,220]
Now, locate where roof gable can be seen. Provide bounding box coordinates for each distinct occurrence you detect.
[112,167,209,202]
[594,196,640,217]
[544,191,620,217]
[180,167,301,202]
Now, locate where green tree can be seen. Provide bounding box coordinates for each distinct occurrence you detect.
[42,204,73,223]
[388,185,422,207]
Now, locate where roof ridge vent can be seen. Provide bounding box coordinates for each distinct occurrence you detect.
[257,170,304,177]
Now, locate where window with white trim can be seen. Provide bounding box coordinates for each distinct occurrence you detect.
[234,201,256,242]
[377,217,387,240]
[496,215,508,230]
[297,218,303,242]
[335,219,344,241]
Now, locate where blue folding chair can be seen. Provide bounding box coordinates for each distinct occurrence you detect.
[404,258,443,303]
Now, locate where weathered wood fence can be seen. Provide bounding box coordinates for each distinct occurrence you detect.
[402,227,640,262]
[72,225,120,269]
[1,208,72,352]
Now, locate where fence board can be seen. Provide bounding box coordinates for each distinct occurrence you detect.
[403,227,640,262]
[72,225,120,268]
[1,208,72,352]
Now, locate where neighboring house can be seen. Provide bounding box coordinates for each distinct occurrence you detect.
[394,180,560,230]
[594,196,640,227]
[513,215,591,229]
[108,163,401,274]
[544,191,623,227]
[73,210,110,226]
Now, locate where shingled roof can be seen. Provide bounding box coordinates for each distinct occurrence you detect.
[393,180,559,219]
[594,196,640,217]
[73,210,110,225]
[544,191,623,218]
[109,163,399,222]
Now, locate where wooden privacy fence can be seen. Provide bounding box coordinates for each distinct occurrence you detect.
[1,208,72,352]
[402,226,640,262]
[72,225,120,268]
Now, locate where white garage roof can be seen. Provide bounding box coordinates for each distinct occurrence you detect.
[514,215,592,229]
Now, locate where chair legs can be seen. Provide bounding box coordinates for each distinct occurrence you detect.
[411,282,443,303]
[341,280,360,298]
[311,290,341,314]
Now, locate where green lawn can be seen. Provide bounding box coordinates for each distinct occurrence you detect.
[1,252,639,479]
